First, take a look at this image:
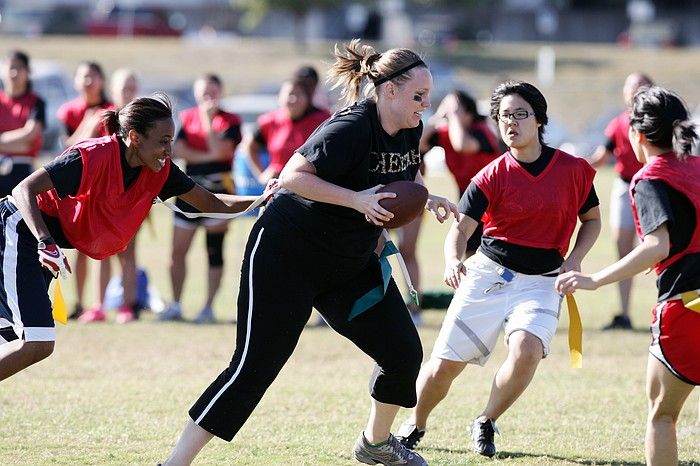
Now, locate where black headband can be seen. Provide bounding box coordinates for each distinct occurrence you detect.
[373,60,426,87]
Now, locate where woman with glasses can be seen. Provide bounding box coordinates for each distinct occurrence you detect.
[590,73,654,331]
[557,86,700,466]
[396,80,601,458]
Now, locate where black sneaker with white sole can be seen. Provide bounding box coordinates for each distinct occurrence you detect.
[470,417,499,457]
[395,422,426,450]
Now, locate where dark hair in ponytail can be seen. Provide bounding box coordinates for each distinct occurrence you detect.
[454,90,485,122]
[328,38,426,105]
[102,92,173,139]
[629,86,698,161]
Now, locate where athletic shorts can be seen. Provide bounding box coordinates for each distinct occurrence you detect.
[0,198,55,344]
[431,251,562,365]
[649,298,700,385]
[609,177,635,230]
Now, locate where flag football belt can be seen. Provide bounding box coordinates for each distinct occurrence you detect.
[155,189,273,219]
[347,230,418,321]
[668,290,700,313]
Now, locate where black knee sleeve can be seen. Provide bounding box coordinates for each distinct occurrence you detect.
[206,231,225,267]
[369,338,423,408]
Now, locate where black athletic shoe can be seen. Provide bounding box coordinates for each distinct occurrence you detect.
[470,417,498,458]
[396,421,426,449]
[68,304,83,320]
[602,314,632,330]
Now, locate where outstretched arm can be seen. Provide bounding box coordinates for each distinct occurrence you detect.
[176,181,276,214]
[556,224,669,294]
[415,171,459,223]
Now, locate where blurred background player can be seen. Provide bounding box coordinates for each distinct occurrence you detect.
[80,68,142,323]
[159,74,242,324]
[56,61,114,321]
[0,50,45,197]
[590,72,654,330]
[402,90,500,323]
[241,69,331,186]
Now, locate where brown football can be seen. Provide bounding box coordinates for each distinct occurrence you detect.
[377,181,429,229]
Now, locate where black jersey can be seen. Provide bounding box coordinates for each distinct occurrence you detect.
[269,100,422,259]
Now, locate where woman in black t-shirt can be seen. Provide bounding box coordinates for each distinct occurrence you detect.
[557,86,700,466]
[161,39,457,466]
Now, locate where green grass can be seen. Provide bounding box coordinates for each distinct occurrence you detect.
[1,166,699,465]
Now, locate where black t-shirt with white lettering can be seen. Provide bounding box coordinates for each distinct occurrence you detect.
[268,99,422,259]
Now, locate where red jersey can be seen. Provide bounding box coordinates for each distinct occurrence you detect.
[0,90,43,157]
[473,149,595,256]
[604,111,644,180]
[56,97,114,136]
[258,107,331,173]
[37,135,170,259]
[438,121,500,193]
[179,107,242,161]
[630,152,700,273]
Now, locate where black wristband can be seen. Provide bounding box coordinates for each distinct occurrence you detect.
[38,236,56,245]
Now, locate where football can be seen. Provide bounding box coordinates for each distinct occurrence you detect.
[377,181,429,229]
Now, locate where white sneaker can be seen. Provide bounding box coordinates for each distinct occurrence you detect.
[158,302,182,321]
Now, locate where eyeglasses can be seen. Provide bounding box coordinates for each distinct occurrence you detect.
[498,110,535,122]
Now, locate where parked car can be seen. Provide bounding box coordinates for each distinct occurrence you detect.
[86,6,184,37]
[0,3,87,36]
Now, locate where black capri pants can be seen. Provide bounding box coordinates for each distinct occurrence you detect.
[189,210,423,441]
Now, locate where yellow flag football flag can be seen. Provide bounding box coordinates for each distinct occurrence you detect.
[52,280,67,324]
[566,294,582,368]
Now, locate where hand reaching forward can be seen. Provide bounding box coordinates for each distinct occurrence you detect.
[425,194,459,223]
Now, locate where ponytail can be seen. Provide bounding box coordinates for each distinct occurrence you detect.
[672,119,698,161]
[102,109,121,137]
[328,39,380,105]
[630,86,698,161]
[328,38,427,106]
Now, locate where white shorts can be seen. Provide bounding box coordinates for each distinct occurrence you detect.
[609,177,635,230]
[431,251,563,365]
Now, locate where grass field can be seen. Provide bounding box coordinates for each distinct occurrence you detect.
[0,36,699,465]
[1,166,699,466]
